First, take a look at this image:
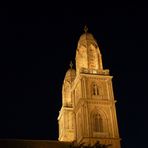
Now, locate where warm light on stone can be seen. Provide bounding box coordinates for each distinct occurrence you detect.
[58,28,121,148]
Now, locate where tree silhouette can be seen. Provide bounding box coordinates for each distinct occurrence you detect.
[70,141,112,148]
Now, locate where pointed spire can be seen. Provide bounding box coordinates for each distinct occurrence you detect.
[70,61,73,69]
[84,25,88,33]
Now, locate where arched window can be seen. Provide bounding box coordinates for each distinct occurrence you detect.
[93,113,103,132]
[92,84,99,96]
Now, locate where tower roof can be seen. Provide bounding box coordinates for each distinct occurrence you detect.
[65,68,76,81]
[76,26,103,72]
[79,32,95,42]
[64,62,76,83]
[77,29,97,48]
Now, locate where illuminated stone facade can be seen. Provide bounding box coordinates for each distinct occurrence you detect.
[58,27,121,148]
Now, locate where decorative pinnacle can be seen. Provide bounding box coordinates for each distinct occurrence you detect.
[70,61,73,69]
[84,25,88,33]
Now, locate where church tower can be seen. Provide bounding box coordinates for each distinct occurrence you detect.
[58,26,121,148]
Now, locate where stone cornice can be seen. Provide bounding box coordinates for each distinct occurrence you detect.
[74,98,116,112]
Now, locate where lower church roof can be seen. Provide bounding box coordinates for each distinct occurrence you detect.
[0,139,71,148]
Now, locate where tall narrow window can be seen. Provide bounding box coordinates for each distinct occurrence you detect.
[93,113,103,132]
[92,84,99,96]
[78,115,82,138]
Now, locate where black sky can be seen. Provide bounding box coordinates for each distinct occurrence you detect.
[0,4,148,148]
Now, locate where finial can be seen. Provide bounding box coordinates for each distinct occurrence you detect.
[84,25,88,33]
[70,61,73,69]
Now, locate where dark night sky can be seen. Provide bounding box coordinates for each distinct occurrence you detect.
[0,3,148,148]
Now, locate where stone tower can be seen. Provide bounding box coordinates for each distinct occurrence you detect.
[58,27,121,148]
